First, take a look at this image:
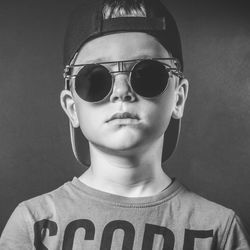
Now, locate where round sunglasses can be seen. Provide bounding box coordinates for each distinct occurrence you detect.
[63,58,183,103]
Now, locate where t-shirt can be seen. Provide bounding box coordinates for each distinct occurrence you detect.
[0,177,249,249]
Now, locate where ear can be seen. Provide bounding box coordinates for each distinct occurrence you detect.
[60,89,80,128]
[172,78,189,119]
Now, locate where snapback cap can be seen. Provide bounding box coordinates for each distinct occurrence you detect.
[63,0,183,167]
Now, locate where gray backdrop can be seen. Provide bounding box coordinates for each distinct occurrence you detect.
[0,0,250,235]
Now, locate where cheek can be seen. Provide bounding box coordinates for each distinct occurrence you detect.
[142,85,176,125]
[74,99,104,139]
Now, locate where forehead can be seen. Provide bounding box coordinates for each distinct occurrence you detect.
[74,32,170,64]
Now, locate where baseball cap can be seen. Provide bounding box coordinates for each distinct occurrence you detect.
[63,0,183,167]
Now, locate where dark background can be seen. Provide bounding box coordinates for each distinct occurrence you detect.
[0,0,250,236]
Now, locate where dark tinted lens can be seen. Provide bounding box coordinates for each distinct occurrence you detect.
[131,60,169,98]
[75,64,112,102]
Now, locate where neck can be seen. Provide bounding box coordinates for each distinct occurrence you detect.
[79,137,172,197]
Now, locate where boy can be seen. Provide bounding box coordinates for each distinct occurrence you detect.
[1,0,249,249]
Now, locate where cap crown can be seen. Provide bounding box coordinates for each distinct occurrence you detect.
[63,0,183,70]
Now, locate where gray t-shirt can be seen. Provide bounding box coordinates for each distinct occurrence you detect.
[0,177,249,249]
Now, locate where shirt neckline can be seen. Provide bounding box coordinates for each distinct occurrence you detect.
[70,177,184,208]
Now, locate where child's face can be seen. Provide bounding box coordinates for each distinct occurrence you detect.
[61,32,187,154]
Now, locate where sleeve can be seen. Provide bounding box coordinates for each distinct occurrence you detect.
[222,214,250,250]
[0,203,33,250]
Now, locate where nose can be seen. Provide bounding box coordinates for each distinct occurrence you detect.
[109,73,136,102]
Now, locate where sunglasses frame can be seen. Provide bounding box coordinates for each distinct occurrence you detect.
[63,58,184,103]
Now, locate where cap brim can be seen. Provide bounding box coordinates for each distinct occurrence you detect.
[162,117,181,162]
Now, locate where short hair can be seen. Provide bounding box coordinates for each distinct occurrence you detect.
[102,0,147,19]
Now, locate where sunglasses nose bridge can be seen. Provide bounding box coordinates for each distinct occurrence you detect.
[109,73,136,102]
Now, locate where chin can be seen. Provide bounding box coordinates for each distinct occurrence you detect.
[95,131,145,152]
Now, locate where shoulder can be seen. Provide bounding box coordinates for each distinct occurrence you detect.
[176,183,235,221]
[0,181,76,248]
[171,181,236,230]
[172,181,250,248]
[18,179,77,218]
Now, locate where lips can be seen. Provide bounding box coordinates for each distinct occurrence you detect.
[107,112,139,122]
